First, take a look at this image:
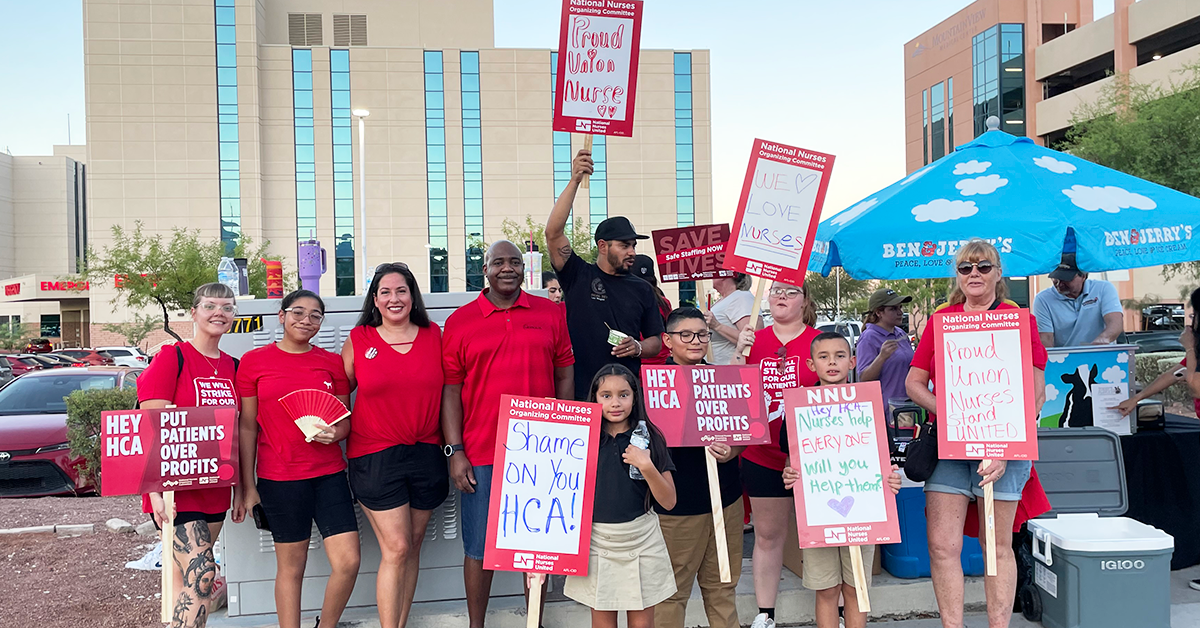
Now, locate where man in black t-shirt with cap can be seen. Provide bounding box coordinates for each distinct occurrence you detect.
[546,149,665,399]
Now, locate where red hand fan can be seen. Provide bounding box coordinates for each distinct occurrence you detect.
[279,389,350,442]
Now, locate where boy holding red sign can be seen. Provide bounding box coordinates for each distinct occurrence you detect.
[780,333,901,628]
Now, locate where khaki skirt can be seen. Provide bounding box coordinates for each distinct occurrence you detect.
[563,511,677,611]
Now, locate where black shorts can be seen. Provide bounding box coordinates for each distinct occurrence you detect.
[741,458,793,498]
[152,510,226,531]
[348,442,449,512]
[257,471,359,544]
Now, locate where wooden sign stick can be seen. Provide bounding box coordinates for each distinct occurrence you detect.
[526,573,545,628]
[581,134,594,188]
[705,448,732,583]
[983,463,997,577]
[160,491,176,623]
[850,545,871,613]
[740,279,767,357]
[160,402,179,624]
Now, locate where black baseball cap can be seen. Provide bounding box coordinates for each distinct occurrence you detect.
[594,216,648,242]
[1049,254,1082,281]
[868,288,912,311]
[631,255,657,283]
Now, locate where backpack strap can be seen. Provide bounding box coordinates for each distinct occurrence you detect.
[176,344,185,379]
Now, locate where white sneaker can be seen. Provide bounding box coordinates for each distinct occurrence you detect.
[1189,578,1200,591]
[750,613,775,628]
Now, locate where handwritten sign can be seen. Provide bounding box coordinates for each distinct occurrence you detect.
[484,395,602,576]
[652,224,734,282]
[642,364,769,446]
[723,139,835,285]
[552,0,644,137]
[784,383,900,547]
[933,309,1038,460]
[101,407,239,496]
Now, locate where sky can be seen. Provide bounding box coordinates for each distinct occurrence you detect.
[0,0,1116,224]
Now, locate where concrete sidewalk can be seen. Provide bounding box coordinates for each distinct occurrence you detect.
[209,561,1200,627]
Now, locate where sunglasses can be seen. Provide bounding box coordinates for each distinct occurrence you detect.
[956,261,995,276]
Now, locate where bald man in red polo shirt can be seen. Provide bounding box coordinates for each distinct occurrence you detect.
[441,239,575,627]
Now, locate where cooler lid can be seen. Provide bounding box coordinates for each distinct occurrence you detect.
[1035,426,1127,517]
[1028,513,1174,552]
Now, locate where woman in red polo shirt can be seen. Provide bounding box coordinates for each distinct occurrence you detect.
[731,281,820,628]
[139,282,243,628]
[341,262,448,628]
[906,239,1049,628]
[238,290,359,628]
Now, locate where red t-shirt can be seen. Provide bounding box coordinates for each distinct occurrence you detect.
[236,344,351,481]
[138,343,240,516]
[641,297,673,366]
[742,325,821,471]
[443,290,575,466]
[910,302,1049,425]
[347,324,444,458]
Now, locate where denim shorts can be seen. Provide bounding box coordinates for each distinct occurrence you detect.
[924,459,1032,502]
[460,464,493,561]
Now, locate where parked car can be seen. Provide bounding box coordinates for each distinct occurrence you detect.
[0,366,142,497]
[96,346,149,368]
[19,354,79,369]
[54,349,117,366]
[2,355,44,378]
[24,338,53,353]
[0,360,12,385]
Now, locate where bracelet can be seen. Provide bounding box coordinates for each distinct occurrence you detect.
[634,339,643,357]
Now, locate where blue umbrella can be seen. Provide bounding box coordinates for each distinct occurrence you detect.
[809,118,1200,279]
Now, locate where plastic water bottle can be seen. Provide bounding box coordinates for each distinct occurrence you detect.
[217,257,239,293]
[629,420,650,480]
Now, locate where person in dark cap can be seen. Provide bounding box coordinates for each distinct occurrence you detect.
[546,149,665,398]
[856,287,915,404]
[631,254,672,365]
[1033,253,1122,348]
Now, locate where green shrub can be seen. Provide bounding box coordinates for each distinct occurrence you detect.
[1133,351,1190,405]
[66,388,139,490]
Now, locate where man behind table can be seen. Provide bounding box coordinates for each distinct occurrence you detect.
[441,240,575,628]
[1033,253,1123,348]
[545,149,665,399]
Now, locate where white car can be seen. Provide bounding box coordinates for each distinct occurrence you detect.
[96,346,149,368]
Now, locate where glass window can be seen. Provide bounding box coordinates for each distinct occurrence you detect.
[425,50,449,292]
[922,90,929,165]
[551,51,574,202]
[930,82,945,161]
[215,1,241,248]
[947,77,955,153]
[674,52,694,229]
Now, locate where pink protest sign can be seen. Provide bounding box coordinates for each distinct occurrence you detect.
[552,0,644,137]
[101,407,239,496]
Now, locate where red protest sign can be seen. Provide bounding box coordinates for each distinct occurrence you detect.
[784,382,900,548]
[723,139,835,285]
[552,0,644,137]
[652,224,734,283]
[484,395,602,576]
[642,364,769,446]
[933,308,1038,460]
[101,407,239,496]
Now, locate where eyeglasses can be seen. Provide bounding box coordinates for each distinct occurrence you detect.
[956,261,995,276]
[666,330,711,343]
[769,287,804,299]
[283,307,325,324]
[198,303,237,315]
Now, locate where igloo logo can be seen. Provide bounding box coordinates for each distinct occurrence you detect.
[1100,559,1145,571]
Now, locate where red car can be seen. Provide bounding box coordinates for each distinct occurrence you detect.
[24,338,52,353]
[3,355,44,377]
[0,367,141,497]
[53,349,115,367]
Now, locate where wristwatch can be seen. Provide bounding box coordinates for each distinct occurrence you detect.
[444,443,464,457]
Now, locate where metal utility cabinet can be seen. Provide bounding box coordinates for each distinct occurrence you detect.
[218,292,530,617]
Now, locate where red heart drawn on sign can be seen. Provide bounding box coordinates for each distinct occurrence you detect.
[597,104,607,118]
[607,106,616,117]
[588,49,597,62]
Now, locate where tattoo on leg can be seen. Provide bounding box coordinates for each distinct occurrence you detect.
[184,549,218,599]
[174,525,192,555]
[193,520,212,547]
[186,604,208,628]
[172,591,194,628]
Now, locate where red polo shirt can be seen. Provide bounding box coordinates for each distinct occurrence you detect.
[442,289,574,466]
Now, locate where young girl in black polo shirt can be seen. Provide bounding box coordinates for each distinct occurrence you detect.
[564,364,678,627]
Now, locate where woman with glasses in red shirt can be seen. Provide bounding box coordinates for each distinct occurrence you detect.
[730,282,821,628]
[238,290,358,628]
